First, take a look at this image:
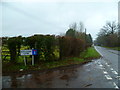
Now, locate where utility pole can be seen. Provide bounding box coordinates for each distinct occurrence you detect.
[84,28,87,50]
[85,28,86,34]
[85,28,87,42]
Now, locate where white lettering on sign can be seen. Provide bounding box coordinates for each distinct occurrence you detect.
[20,50,32,55]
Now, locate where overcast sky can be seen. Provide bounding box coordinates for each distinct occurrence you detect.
[1,0,119,40]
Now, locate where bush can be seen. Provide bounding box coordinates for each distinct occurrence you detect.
[59,36,85,59]
[7,37,17,63]
[5,34,89,64]
[7,36,23,63]
[43,35,56,61]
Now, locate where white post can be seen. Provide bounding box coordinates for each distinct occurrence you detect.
[24,56,26,66]
[32,55,34,65]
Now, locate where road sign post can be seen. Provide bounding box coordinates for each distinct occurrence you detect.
[20,49,37,66]
[32,49,37,66]
[21,50,32,66]
[24,56,26,66]
[32,55,34,66]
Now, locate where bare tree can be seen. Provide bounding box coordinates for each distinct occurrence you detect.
[96,21,118,47]
[69,22,77,30]
[101,21,117,35]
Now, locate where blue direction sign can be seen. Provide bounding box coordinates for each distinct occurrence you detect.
[32,49,37,55]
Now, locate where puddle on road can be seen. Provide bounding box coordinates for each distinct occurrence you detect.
[3,68,78,88]
[2,59,102,88]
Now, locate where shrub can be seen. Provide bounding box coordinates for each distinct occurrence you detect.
[7,36,23,63]
[59,36,85,59]
[7,37,17,63]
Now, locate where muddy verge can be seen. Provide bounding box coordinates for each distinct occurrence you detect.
[2,59,97,76]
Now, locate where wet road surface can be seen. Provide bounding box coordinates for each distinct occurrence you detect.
[2,46,119,89]
[94,46,119,89]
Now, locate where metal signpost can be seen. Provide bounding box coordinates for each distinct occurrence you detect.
[32,49,37,65]
[20,49,37,66]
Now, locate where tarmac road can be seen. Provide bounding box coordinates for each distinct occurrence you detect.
[94,46,119,89]
[2,46,119,89]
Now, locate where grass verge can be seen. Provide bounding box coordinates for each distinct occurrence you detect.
[80,47,101,59]
[2,47,101,74]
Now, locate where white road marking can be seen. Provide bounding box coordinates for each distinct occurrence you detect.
[105,62,108,65]
[94,47,104,57]
[110,67,118,75]
[95,47,119,89]
[110,68,114,71]
[116,76,120,78]
[112,71,118,75]
[117,76,120,78]
[103,71,108,74]
[97,62,101,65]
[104,62,110,67]
[116,76,120,80]
[105,75,112,80]
[99,64,103,67]
[113,82,119,89]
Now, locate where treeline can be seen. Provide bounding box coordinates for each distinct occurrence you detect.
[2,22,93,64]
[94,21,120,47]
